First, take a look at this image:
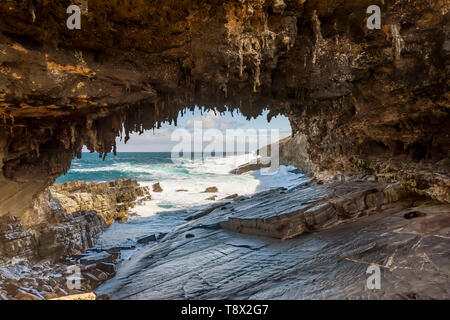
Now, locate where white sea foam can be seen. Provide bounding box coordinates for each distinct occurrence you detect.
[64,153,306,217]
[131,154,307,217]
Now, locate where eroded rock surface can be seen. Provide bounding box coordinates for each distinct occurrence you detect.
[96,176,450,299]
[0,178,150,300]
[0,179,149,263]
[0,0,448,300]
[0,247,120,300]
[50,179,150,225]
[0,0,448,219]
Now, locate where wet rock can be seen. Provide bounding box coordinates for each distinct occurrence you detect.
[96,262,116,275]
[84,272,101,286]
[201,187,218,193]
[95,180,450,299]
[15,289,43,300]
[137,234,157,244]
[152,183,163,193]
[229,160,271,175]
[2,279,20,296]
[221,194,239,200]
[0,247,120,300]
[93,270,109,282]
[137,233,167,244]
[80,251,115,265]
[37,283,54,293]
[55,286,68,297]
[0,179,149,263]
[105,250,121,263]
[186,203,228,221]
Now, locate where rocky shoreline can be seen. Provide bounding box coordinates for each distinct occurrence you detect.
[0,0,448,301]
[95,173,450,299]
[1,166,449,300]
[0,137,448,300]
[0,179,150,300]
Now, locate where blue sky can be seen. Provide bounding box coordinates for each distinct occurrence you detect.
[112,108,292,152]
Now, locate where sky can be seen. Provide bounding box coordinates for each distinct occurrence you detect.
[101,108,292,152]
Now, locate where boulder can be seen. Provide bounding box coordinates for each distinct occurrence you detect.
[229,159,271,174]
[221,194,239,200]
[152,182,163,192]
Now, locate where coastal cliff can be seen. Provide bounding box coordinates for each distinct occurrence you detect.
[50,179,150,226]
[0,0,448,221]
[0,178,149,264]
[96,175,450,300]
[0,0,448,300]
[0,178,149,300]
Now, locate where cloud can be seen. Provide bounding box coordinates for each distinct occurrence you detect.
[82,109,292,153]
[185,111,234,131]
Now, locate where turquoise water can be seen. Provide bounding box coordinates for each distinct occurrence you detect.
[56,152,307,216]
[61,152,307,262]
[56,152,180,183]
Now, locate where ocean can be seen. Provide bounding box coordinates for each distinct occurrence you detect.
[56,152,306,217]
[56,152,307,259]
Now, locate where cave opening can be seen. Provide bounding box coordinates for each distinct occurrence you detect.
[54,106,297,216]
[0,0,448,301]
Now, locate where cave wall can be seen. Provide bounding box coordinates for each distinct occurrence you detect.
[0,0,449,218]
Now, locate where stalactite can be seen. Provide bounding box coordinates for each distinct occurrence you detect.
[390,24,405,61]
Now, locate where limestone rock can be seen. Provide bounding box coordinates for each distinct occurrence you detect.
[202,187,218,193]
[229,159,271,175]
[95,177,450,300]
[221,194,239,200]
[0,0,448,220]
[152,183,163,193]
[0,179,150,263]
[272,0,287,13]
[50,179,150,226]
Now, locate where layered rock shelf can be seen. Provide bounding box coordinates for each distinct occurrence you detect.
[0,179,150,300]
[0,0,448,222]
[0,0,448,300]
[96,175,450,299]
[0,178,149,263]
[50,179,151,226]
